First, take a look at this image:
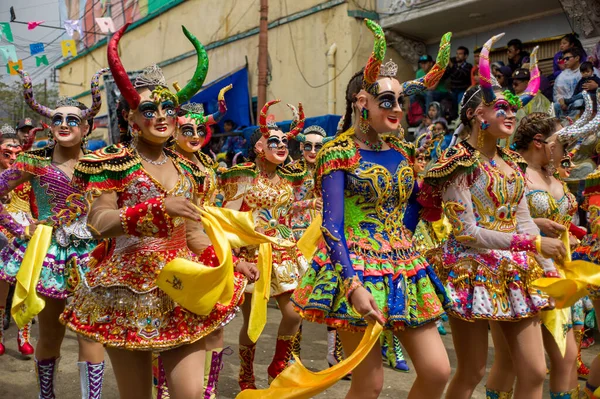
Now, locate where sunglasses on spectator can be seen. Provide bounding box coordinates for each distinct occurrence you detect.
[561,56,573,61]
[302,143,323,152]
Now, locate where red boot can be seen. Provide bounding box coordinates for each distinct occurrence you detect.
[575,329,590,380]
[238,343,256,391]
[267,335,295,383]
[18,321,34,356]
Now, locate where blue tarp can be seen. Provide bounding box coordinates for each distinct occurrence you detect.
[188,66,252,131]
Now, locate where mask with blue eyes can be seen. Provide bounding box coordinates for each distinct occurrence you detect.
[138,101,177,120]
[376,92,404,110]
[52,114,82,127]
[181,124,207,138]
[266,136,288,149]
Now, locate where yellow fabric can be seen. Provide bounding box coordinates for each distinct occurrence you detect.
[157,206,292,336]
[236,322,383,399]
[297,214,323,261]
[431,216,451,241]
[248,242,272,342]
[11,225,53,329]
[532,231,600,309]
[540,307,570,358]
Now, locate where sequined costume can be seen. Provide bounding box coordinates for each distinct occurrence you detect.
[219,162,310,296]
[423,141,557,321]
[292,129,449,331]
[0,147,96,299]
[61,144,245,349]
[285,158,320,241]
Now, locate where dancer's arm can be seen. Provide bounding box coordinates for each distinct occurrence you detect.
[0,168,33,237]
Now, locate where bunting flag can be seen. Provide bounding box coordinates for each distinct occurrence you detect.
[35,54,48,67]
[0,22,13,43]
[61,39,77,57]
[29,42,44,56]
[63,20,82,37]
[0,44,17,62]
[27,21,44,30]
[7,59,22,75]
[95,17,115,33]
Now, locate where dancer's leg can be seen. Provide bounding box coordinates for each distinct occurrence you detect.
[160,339,206,399]
[338,330,384,399]
[106,347,153,399]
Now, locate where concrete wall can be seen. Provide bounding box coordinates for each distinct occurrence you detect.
[57,0,392,123]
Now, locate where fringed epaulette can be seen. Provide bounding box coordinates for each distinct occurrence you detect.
[14,147,53,176]
[315,130,360,191]
[384,135,414,163]
[499,146,528,174]
[72,144,142,193]
[583,166,600,210]
[219,162,258,185]
[196,151,218,171]
[165,148,206,189]
[278,159,310,186]
[424,141,479,188]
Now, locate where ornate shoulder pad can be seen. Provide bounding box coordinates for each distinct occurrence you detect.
[424,141,479,187]
[384,135,415,163]
[278,159,310,186]
[583,166,600,210]
[218,162,258,202]
[73,144,141,193]
[14,147,52,176]
[196,151,218,171]
[167,148,206,189]
[315,130,360,191]
[500,147,528,173]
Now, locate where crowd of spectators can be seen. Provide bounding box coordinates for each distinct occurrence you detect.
[408,33,600,151]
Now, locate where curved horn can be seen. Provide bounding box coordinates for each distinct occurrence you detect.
[287,102,305,139]
[479,33,505,105]
[518,46,540,107]
[18,70,54,118]
[286,103,299,132]
[558,90,594,145]
[81,67,109,120]
[362,19,386,95]
[208,84,232,124]
[176,26,209,104]
[259,99,281,138]
[107,23,140,109]
[401,32,452,96]
[201,124,212,148]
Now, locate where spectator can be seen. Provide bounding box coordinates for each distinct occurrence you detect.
[471,47,481,86]
[221,119,248,155]
[554,47,584,117]
[512,68,552,124]
[415,115,432,136]
[431,118,452,161]
[506,39,530,73]
[416,54,450,114]
[563,62,600,108]
[447,45,473,119]
[494,66,513,92]
[428,101,442,121]
[15,118,35,145]
[551,33,587,80]
[491,61,505,75]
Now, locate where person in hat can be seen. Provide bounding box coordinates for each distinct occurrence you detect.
[417,54,450,113]
[512,67,552,125]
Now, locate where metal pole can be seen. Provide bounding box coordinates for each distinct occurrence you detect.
[257,0,268,116]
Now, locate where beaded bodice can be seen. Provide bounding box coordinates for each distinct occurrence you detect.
[526,184,577,229]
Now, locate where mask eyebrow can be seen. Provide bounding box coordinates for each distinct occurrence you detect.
[376,91,396,99]
[139,101,157,110]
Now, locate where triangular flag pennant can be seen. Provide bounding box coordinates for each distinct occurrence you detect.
[0,45,17,62]
[7,59,22,75]
[30,42,44,56]
[95,17,115,33]
[27,21,44,30]
[35,55,49,67]
[0,23,13,43]
[61,39,77,57]
[63,20,82,37]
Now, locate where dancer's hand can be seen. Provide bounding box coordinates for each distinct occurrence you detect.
[314,198,323,212]
[350,286,385,325]
[164,196,201,221]
[569,234,580,249]
[540,236,566,261]
[534,218,565,238]
[236,260,260,283]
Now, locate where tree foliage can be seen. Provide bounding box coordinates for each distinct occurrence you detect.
[0,80,59,127]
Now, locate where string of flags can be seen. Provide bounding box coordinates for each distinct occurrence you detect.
[1,16,117,75]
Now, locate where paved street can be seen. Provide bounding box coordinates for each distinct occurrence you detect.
[0,302,597,398]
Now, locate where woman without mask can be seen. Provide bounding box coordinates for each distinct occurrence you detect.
[291,19,454,398]
[0,67,107,399]
[60,24,246,399]
[422,34,566,399]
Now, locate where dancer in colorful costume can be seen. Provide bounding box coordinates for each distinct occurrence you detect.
[0,124,35,356]
[292,19,452,398]
[169,88,259,398]
[423,34,566,399]
[60,24,245,398]
[0,67,107,398]
[220,100,311,388]
[512,113,580,397]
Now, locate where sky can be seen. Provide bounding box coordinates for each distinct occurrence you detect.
[0,0,66,87]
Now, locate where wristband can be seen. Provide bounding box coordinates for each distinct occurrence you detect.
[509,234,537,253]
[120,197,174,238]
[344,274,363,303]
[535,235,543,256]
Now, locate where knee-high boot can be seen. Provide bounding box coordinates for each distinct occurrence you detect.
[550,386,580,398]
[267,335,295,383]
[238,343,257,391]
[152,354,169,399]
[575,328,591,379]
[204,348,231,399]
[18,321,34,356]
[485,387,513,399]
[77,361,105,399]
[35,357,60,399]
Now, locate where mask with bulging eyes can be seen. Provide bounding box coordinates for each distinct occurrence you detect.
[266,136,288,150]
